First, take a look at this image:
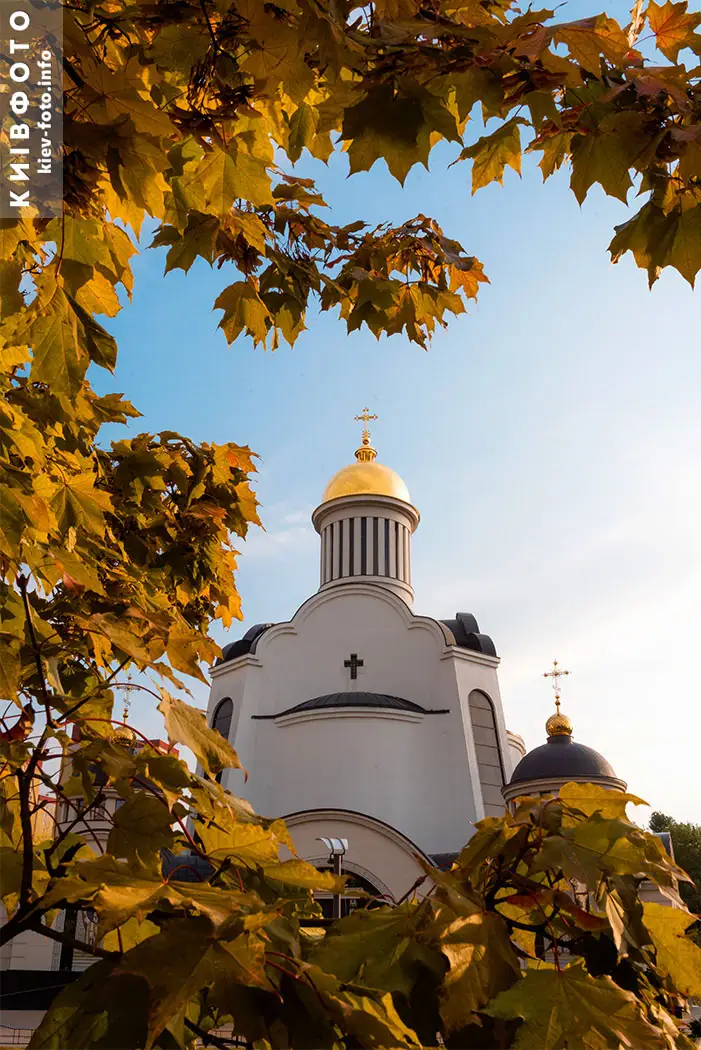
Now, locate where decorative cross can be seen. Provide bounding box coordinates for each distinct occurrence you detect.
[344,653,364,681]
[354,407,378,447]
[542,659,570,711]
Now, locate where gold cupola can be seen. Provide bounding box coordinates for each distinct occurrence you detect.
[312,410,419,605]
[545,699,573,737]
[322,409,412,505]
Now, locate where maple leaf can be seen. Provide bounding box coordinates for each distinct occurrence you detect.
[668,203,701,286]
[457,117,527,193]
[157,689,242,776]
[214,281,271,346]
[554,15,636,72]
[570,112,649,203]
[646,0,701,61]
[485,959,674,1049]
[644,902,701,998]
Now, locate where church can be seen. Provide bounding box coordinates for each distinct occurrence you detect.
[205,411,627,908]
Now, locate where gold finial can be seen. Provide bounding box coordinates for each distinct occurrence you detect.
[542,659,573,737]
[353,408,378,463]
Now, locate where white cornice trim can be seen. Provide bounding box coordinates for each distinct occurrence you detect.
[210,654,262,678]
[258,706,425,727]
[440,646,500,668]
[312,493,420,533]
[502,774,628,803]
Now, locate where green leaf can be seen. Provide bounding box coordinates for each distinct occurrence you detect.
[107,792,175,871]
[35,471,112,537]
[26,957,148,1050]
[342,84,426,185]
[570,113,648,204]
[530,128,574,179]
[163,215,219,274]
[485,959,673,1049]
[288,103,321,163]
[457,118,527,194]
[27,289,87,394]
[433,910,520,1032]
[311,903,437,999]
[158,689,242,776]
[300,963,423,1048]
[668,204,701,287]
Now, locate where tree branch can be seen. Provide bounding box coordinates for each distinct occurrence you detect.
[18,573,54,727]
[31,918,116,959]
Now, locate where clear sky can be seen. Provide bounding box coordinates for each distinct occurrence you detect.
[96,7,701,825]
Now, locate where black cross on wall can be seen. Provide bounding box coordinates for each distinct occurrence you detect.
[344,653,364,680]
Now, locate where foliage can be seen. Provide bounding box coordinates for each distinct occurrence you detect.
[3,769,701,1048]
[650,811,701,915]
[2,0,701,1045]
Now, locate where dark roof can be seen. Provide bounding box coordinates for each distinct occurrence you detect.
[252,692,449,720]
[509,734,618,785]
[441,611,497,658]
[217,623,275,664]
[430,852,459,871]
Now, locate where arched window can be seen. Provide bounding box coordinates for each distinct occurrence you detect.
[212,697,233,739]
[315,868,388,919]
[468,690,506,817]
[211,698,234,784]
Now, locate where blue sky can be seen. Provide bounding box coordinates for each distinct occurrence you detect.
[97,35,701,825]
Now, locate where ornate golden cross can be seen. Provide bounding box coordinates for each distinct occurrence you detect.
[354,407,378,446]
[542,659,570,710]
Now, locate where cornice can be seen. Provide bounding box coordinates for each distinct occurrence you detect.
[260,706,426,727]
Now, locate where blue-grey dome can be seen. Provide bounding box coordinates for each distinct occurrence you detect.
[510,734,617,784]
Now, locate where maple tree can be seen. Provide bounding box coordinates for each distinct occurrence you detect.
[2,0,701,1044]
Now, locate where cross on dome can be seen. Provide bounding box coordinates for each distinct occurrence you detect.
[354,407,378,448]
[353,408,378,463]
[542,658,570,705]
[542,659,573,737]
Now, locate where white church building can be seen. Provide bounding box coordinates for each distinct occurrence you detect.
[205,413,628,906]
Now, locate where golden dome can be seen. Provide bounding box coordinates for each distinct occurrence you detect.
[113,724,137,746]
[322,408,412,505]
[323,459,411,503]
[546,703,573,737]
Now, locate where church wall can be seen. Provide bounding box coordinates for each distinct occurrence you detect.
[209,585,486,855]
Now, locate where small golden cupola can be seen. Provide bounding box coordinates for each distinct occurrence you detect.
[312,410,419,606]
[545,700,573,738]
[322,409,412,505]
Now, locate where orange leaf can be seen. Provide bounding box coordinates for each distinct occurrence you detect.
[647,0,701,61]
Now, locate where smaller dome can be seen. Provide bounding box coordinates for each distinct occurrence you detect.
[322,460,411,504]
[113,724,136,746]
[510,734,617,785]
[546,709,573,737]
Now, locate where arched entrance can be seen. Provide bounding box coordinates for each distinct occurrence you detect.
[283,808,433,905]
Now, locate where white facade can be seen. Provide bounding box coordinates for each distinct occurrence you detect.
[207,448,524,902]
